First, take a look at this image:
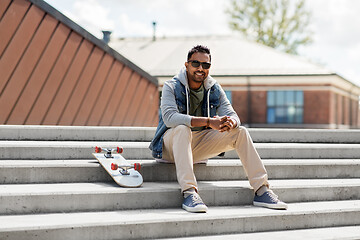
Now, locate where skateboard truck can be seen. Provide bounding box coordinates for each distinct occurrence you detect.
[95,146,123,158]
[111,162,141,175]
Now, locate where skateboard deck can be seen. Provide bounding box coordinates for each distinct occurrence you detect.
[93,147,143,188]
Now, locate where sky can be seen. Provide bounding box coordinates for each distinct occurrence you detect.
[44,0,360,87]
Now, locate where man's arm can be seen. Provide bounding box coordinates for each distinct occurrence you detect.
[191,116,236,131]
[161,81,192,128]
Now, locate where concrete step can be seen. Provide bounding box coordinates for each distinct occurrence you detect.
[142,159,360,181]
[0,125,155,141]
[1,159,360,184]
[0,160,109,184]
[0,125,359,239]
[0,141,149,160]
[1,141,360,160]
[1,125,359,143]
[0,200,359,240]
[1,179,359,215]
[162,226,360,240]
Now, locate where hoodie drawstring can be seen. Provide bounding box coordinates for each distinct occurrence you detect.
[185,87,189,115]
[207,89,210,117]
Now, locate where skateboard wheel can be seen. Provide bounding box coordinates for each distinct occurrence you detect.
[117,147,123,154]
[111,163,118,170]
[95,146,102,153]
[134,163,141,171]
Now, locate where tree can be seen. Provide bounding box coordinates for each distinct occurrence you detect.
[226,0,312,54]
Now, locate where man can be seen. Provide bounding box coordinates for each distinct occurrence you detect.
[149,45,287,213]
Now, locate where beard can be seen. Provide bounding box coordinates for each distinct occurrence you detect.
[190,71,206,83]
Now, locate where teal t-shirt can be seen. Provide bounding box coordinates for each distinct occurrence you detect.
[189,85,205,131]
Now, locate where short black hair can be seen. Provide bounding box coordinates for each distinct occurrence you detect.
[187,45,211,62]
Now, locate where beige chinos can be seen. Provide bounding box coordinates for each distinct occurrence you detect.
[162,125,269,193]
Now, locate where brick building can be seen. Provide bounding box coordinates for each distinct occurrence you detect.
[111,35,360,129]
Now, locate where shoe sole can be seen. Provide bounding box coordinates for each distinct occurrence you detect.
[182,204,208,213]
[253,201,288,210]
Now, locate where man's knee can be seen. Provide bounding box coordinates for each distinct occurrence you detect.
[173,125,192,138]
[173,124,191,132]
[238,126,248,133]
[234,126,250,140]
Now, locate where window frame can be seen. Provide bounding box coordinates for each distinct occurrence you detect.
[267,90,304,124]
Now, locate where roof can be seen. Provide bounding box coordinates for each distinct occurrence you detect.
[0,0,159,127]
[30,0,158,86]
[110,35,334,77]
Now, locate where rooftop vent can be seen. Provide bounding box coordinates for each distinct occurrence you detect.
[102,30,112,44]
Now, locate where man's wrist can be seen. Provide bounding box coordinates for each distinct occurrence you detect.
[229,116,237,128]
[206,117,210,127]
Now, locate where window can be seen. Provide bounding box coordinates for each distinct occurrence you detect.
[225,91,232,104]
[267,90,303,124]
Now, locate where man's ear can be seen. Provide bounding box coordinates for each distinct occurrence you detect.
[185,62,189,68]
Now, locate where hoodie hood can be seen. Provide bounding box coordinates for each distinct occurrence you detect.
[174,67,216,90]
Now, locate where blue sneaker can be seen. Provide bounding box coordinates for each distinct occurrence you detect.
[182,193,208,213]
[253,190,288,210]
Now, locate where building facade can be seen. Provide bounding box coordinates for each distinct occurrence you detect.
[221,75,359,128]
[111,36,360,129]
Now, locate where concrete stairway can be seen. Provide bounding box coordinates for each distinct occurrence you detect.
[0,125,359,239]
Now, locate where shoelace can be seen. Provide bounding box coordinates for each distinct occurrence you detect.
[267,190,279,202]
[191,194,204,204]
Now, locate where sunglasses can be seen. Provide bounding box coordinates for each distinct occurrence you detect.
[188,60,211,69]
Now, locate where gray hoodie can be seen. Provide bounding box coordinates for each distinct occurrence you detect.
[161,67,241,128]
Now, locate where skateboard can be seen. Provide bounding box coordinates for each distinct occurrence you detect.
[92,146,143,187]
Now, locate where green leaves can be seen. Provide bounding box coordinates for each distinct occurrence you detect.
[226,0,313,54]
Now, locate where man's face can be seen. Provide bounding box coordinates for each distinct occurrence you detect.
[185,52,211,85]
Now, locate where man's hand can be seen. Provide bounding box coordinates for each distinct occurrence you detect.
[218,116,236,132]
[191,116,237,132]
[208,116,227,130]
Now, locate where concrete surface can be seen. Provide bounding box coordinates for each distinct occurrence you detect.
[0,179,359,214]
[0,200,359,240]
[1,125,359,143]
[0,125,359,239]
[1,141,359,159]
[1,159,360,184]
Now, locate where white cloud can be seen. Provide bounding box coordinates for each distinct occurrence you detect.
[116,14,152,37]
[306,0,360,47]
[299,0,360,86]
[46,0,115,38]
[44,0,360,86]
[72,0,115,38]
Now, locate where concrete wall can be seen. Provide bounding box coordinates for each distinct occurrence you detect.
[0,0,159,126]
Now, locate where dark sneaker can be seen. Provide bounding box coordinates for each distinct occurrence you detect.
[182,193,208,213]
[253,190,288,210]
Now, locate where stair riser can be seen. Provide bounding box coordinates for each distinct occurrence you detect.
[0,166,112,184]
[0,126,155,141]
[1,186,359,215]
[1,163,360,184]
[0,146,150,160]
[1,210,359,240]
[1,146,359,160]
[250,147,360,159]
[1,126,359,143]
[0,191,182,215]
[142,163,360,182]
[249,130,360,143]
